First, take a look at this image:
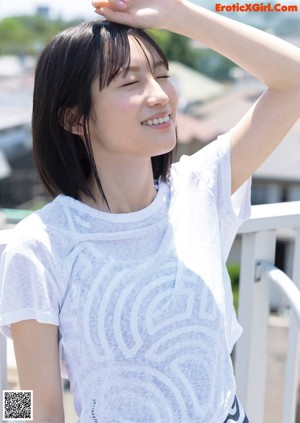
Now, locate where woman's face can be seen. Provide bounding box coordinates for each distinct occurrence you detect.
[88,36,178,161]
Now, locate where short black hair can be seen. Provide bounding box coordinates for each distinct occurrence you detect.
[32,21,174,206]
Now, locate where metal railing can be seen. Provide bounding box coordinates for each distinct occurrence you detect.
[0,201,300,422]
[235,200,300,423]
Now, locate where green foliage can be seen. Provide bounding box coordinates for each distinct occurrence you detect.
[148,28,234,81]
[227,264,240,312]
[195,50,235,81]
[0,15,81,56]
[148,29,200,69]
[227,264,240,287]
[0,16,235,79]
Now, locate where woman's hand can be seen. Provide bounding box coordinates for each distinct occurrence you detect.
[92,0,300,195]
[92,0,183,29]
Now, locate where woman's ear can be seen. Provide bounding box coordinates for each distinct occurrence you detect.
[59,107,84,136]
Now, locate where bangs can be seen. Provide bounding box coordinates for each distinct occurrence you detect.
[92,22,169,90]
[33,20,173,203]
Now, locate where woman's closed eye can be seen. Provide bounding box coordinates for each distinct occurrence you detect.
[121,80,139,87]
[120,74,169,88]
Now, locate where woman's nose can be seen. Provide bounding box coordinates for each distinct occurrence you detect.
[146,78,170,107]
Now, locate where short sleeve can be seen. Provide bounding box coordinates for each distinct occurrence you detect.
[189,132,252,261]
[170,133,251,352]
[0,238,61,339]
[214,132,252,260]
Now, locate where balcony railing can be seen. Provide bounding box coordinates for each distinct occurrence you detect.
[235,200,300,423]
[0,201,300,423]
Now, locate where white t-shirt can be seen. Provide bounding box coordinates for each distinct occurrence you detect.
[0,133,251,423]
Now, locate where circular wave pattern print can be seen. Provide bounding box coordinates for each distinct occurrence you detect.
[61,254,233,422]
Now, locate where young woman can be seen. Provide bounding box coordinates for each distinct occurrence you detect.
[0,0,299,422]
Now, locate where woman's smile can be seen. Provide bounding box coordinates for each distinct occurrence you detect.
[141,113,172,128]
[88,36,178,158]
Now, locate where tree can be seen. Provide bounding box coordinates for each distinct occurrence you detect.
[0,17,235,81]
[148,29,200,69]
[0,15,81,56]
[149,29,234,81]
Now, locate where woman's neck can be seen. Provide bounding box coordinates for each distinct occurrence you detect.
[81,156,158,214]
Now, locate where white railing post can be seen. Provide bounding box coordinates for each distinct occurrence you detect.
[283,227,300,423]
[235,230,276,423]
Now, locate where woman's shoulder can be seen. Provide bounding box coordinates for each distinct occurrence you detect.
[173,133,229,170]
[170,133,231,193]
[5,196,71,255]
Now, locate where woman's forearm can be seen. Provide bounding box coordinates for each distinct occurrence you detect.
[93,0,300,90]
[164,1,300,90]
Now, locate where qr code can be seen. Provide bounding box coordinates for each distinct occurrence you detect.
[3,390,33,421]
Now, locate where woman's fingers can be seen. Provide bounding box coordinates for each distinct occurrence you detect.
[94,7,132,25]
[92,0,132,22]
[92,0,170,29]
[92,1,145,27]
[92,0,129,11]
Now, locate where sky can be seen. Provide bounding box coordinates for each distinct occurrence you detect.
[0,0,207,21]
[0,0,97,20]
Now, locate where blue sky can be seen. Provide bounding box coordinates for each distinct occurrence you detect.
[0,0,97,20]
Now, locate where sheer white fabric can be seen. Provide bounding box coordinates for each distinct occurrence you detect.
[0,133,251,422]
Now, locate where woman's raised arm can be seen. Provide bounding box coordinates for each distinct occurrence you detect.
[11,320,64,423]
[93,0,300,192]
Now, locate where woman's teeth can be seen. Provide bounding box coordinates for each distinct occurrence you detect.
[143,116,170,126]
